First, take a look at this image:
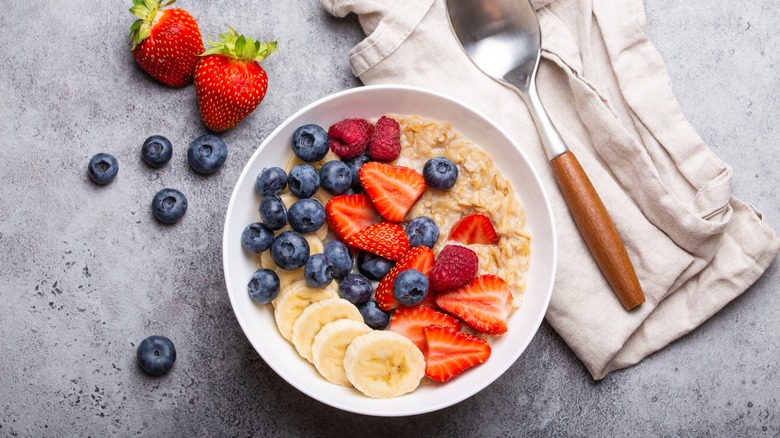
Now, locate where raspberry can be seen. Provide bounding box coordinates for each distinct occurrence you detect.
[429,245,478,292]
[368,115,401,162]
[328,118,374,159]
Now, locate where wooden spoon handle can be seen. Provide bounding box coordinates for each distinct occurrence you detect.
[550,151,645,310]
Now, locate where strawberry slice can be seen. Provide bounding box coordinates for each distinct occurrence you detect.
[347,222,410,261]
[435,275,511,335]
[359,161,426,222]
[388,306,460,354]
[448,213,499,245]
[325,194,380,242]
[375,246,435,311]
[423,325,491,382]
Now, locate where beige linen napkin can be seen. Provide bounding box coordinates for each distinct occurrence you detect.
[321,0,780,379]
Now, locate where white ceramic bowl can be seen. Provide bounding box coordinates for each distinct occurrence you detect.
[222,85,556,416]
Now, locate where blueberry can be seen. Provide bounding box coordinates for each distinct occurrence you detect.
[357,252,396,281]
[136,335,176,375]
[87,153,119,185]
[319,160,353,195]
[287,164,320,198]
[292,124,329,162]
[259,195,287,230]
[393,269,429,306]
[187,134,227,175]
[287,198,325,234]
[343,154,370,193]
[358,301,390,330]
[241,222,274,253]
[247,268,280,304]
[338,273,372,305]
[141,135,173,168]
[256,167,287,196]
[406,217,440,248]
[152,188,188,224]
[423,157,458,190]
[304,254,334,288]
[324,240,352,278]
[270,230,310,270]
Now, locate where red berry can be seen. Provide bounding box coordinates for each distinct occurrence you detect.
[435,275,511,335]
[328,119,373,159]
[423,325,491,382]
[359,161,426,222]
[388,306,460,354]
[448,213,499,245]
[368,116,401,162]
[325,194,380,242]
[347,222,410,261]
[375,246,436,311]
[429,245,478,292]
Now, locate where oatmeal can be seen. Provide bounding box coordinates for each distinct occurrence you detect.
[393,114,531,308]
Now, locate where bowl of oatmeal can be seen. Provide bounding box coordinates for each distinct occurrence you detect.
[223,85,556,416]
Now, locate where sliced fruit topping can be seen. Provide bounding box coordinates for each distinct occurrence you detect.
[429,245,478,292]
[388,306,460,354]
[329,118,374,159]
[423,325,491,382]
[368,115,401,162]
[375,246,435,311]
[343,331,426,399]
[435,275,511,335]
[325,193,380,242]
[359,161,426,222]
[347,222,410,261]
[448,213,499,245]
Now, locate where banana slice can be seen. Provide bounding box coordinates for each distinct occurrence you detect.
[303,233,324,255]
[274,266,305,291]
[312,188,334,210]
[291,298,363,363]
[273,280,338,341]
[312,319,373,386]
[343,331,426,399]
[280,192,298,210]
[260,251,278,270]
[315,223,329,241]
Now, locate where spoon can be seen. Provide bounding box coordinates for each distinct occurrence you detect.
[445,0,645,310]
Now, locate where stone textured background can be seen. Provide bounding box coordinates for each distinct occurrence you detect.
[0,0,777,436]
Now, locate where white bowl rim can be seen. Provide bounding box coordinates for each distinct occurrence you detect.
[222,84,557,416]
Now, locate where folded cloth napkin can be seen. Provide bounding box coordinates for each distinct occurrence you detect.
[320,0,780,379]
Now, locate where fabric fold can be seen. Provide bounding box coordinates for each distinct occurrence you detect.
[320,0,779,379]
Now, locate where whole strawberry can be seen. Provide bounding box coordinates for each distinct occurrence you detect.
[194,27,277,132]
[129,0,204,87]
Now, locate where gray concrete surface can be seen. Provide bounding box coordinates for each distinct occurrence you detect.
[0,0,777,436]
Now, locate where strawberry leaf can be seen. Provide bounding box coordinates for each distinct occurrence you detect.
[234,35,246,57]
[129,4,148,19]
[132,0,145,5]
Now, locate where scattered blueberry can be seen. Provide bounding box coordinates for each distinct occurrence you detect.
[241,222,274,253]
[304,254,334,288]
[357,252,396,281]
[358,301,390,330]
[187,134,227,175]
[87,153,119,185]
[343,154,370,193]
[423,157,458,189]
[292,124,330,162]
[319,160,353,195]
[136,335,176,375]
[141,135,173,168]
[324,240,352,278]
[151,188,188,224]
[259,195,287,230]
[406,217,440,248]
[338,273,372,305]
[287,164,320,198]
[256,167,287,196]
[393,269,429,306]
[287,198,325,234]
[270,230,310,270]
[247,268,280,304]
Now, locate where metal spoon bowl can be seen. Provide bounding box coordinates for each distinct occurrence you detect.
[446,0,645,310]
